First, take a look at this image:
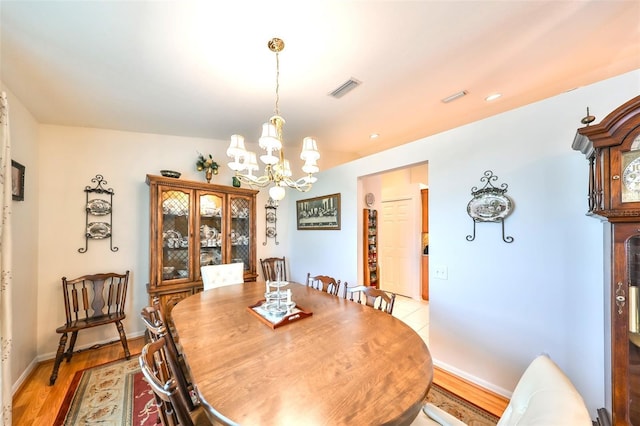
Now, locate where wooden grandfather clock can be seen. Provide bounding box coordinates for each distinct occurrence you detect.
[573,95,640,425]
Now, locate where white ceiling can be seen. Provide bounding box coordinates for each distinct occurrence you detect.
[1,1,639,169]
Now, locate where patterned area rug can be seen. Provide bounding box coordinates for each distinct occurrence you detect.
[426,383,500,425]
[54,356,158,426]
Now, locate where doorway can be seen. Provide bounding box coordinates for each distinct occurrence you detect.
[359,163,427,300]
[379,197,416,298]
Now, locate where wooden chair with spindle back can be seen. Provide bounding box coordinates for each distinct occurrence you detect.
[139,337,212,426]
[344,284,396,315]
[260,257,287,281]
[306,273,343,297]
[49,271,130,385]
[141,298,198,411]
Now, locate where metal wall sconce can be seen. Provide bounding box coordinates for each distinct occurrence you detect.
[79,174,118,253]
[263,197,279,245]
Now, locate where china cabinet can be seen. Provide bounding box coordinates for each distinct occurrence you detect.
[363,209,379,288]
[146,175,258,312]
[572,95,640,425]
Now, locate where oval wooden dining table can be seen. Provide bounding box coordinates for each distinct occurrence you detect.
[171,281,433,426]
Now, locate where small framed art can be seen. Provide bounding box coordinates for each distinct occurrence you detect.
[11,160,25,201]
[296,193,341,230]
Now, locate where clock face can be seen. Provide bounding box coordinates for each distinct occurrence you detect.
[365,193,375,207]
[622,151,640,202]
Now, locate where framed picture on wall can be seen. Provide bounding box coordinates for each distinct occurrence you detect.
[11,160,25,201]
[296,193,341,230]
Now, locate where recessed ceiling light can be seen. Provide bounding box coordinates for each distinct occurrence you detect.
[485,93,502,101]
[370,133,380,139]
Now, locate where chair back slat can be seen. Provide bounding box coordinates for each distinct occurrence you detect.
[91,278,107,317]
[69,287,79,322]
[107,283,115,313]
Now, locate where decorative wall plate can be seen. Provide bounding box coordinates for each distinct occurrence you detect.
[465,170,514,242]
[87,222,111,239]
[87,198,111,216]
[467,192,513,222]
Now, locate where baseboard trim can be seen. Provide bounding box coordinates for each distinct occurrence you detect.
[433,358,512,398]
[36,330,146,363]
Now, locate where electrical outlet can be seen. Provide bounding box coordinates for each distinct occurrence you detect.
[433,265,448,280]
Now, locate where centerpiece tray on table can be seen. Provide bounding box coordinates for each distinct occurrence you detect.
[247,281,313,329]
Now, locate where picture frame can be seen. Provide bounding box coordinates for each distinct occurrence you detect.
[296,193,341,230]
[11,160,25,201]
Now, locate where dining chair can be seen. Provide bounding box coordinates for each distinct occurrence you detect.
[413,354,592,425]
[344,284,396,315]
[200,262,244,290]
[260,256,287,281]
[50,271,130,385]
[306,273,343,297]
[139,337,212,426]
[141,300,198,411]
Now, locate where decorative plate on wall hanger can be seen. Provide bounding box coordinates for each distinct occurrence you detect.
[466,170,514,243]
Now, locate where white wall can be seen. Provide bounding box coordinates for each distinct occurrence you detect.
[288,69,640,415]
[2,84,40,391]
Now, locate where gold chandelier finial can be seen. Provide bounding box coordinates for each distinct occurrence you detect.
[268,38,284,53]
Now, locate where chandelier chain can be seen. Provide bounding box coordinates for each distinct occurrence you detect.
[274,51,280,117]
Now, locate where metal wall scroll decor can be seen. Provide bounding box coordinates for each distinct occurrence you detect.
[466,170,514,243]
[263,197,279,245]
[79,174,118,253]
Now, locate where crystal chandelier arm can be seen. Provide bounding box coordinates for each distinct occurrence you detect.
[234,173,272,188]
[280,176,314,192]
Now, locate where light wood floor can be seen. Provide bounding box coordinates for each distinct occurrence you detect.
[12,337,508,425]
[12,338,145,426]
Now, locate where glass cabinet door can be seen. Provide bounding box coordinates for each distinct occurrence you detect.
[161,189,190,282]
[229,195,252,273]
[198,193,224,269]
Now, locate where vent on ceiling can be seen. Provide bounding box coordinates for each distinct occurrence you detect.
[329,78,362,99]
[441,90,468,103]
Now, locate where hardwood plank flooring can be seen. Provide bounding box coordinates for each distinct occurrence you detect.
[12,337,508,425]
[12,338,145,426]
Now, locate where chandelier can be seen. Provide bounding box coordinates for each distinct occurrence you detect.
[226,38,320,201]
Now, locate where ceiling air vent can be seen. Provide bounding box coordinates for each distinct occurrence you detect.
[441,90,468,103]
[329,78,362,99]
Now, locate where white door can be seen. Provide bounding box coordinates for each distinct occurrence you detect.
[379,197,417,298]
